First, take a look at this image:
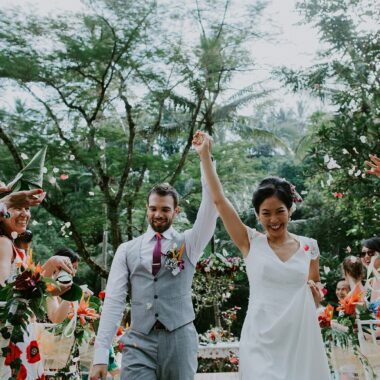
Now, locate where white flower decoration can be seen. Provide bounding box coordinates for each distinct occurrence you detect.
[359,136,367,143]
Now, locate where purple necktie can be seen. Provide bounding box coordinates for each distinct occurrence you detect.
[152,232,162,276]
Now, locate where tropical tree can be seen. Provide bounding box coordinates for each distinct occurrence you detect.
[0,0,268,278]
[276,0,380,248]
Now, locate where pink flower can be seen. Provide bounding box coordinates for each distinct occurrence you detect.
[229,357,239,365]
[304,244,310,252]
[60,174,69,180]
[332,192,343,198]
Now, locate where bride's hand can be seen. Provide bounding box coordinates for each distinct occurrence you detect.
[308,280,323,306]
[192,130,212,159]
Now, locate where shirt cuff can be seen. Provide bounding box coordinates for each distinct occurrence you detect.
[93,347,111,365]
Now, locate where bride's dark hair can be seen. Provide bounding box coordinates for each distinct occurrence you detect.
[252,177,293,213]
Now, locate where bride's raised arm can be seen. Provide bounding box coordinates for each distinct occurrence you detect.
[192,131,250,256]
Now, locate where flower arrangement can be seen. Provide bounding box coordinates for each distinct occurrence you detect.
[319,286,376,377]
[196,249,244,277]
[199,326,236,345]
[50,294,101,379]
[0,253,54,378]
[162,243,185,276]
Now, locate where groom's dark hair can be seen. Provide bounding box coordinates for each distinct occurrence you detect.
[147,183,179,208]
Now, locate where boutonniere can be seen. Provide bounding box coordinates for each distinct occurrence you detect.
[162,243,185,276]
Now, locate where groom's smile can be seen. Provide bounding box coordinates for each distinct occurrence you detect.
[147,193,179,233]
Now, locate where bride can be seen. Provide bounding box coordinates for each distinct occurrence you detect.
[193,131,331,380]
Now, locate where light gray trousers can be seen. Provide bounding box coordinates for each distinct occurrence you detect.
[120,322,198,380]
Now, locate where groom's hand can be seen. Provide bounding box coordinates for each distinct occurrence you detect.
[90,364,108,380]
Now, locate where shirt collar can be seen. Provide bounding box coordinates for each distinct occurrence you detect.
[146,225,175,241]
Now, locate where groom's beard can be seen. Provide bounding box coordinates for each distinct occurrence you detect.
[149,217,172,233]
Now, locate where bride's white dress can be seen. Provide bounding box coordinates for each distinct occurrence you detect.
[239,228,331,380]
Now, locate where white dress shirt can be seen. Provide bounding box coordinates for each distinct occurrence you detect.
[93,172,218,364]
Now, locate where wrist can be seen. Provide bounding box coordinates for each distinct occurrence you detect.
[200,153,213,161]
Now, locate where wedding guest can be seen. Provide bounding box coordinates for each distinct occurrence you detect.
[342,256,365,296]
[335,279,350,302]
[0,204,74,379]
[360,237,380,316]
[47,247,80,323]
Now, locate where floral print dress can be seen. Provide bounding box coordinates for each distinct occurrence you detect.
[0,239,45,380]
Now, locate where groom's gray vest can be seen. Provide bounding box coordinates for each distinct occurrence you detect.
[125,230,196,334]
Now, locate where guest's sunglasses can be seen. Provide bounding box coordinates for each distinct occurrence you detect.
[359,250,377,258]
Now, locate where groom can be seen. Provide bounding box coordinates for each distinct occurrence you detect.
[90,170,218,379]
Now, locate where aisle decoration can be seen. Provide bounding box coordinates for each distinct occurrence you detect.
[319,286,377,377]
[50,294,100,379]
[0,252,55,377]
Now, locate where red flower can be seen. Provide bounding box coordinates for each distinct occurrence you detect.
[60,174,69,180]
[333,192,343,198]
[318,304,334,328]
[16,364,27,380]
[26,340,41,364]
[116,326,124,336]
[118,342,124,352]
[321,287,328,297]
[5,342,22,366]
[304,244,310,252]
[98,290,106,300]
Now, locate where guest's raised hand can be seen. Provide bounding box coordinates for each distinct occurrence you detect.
[2,188,46,209]
[192,130,212,159]
[0,181,10,194]
[42,255,74,277]
[365,154,380,178]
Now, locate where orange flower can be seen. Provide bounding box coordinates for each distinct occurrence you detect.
[46,283,57,293]
[116,326,124,336]
[318,304,334,328]
[75,295,99,326]
[337,285,363,315]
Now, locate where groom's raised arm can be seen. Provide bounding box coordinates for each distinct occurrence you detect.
[184,163,219,265]
[93,243,129,365]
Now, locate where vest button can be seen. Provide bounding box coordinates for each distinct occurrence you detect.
[154,278,158,282]
[155,313,159,317]
[154,295,158,299]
